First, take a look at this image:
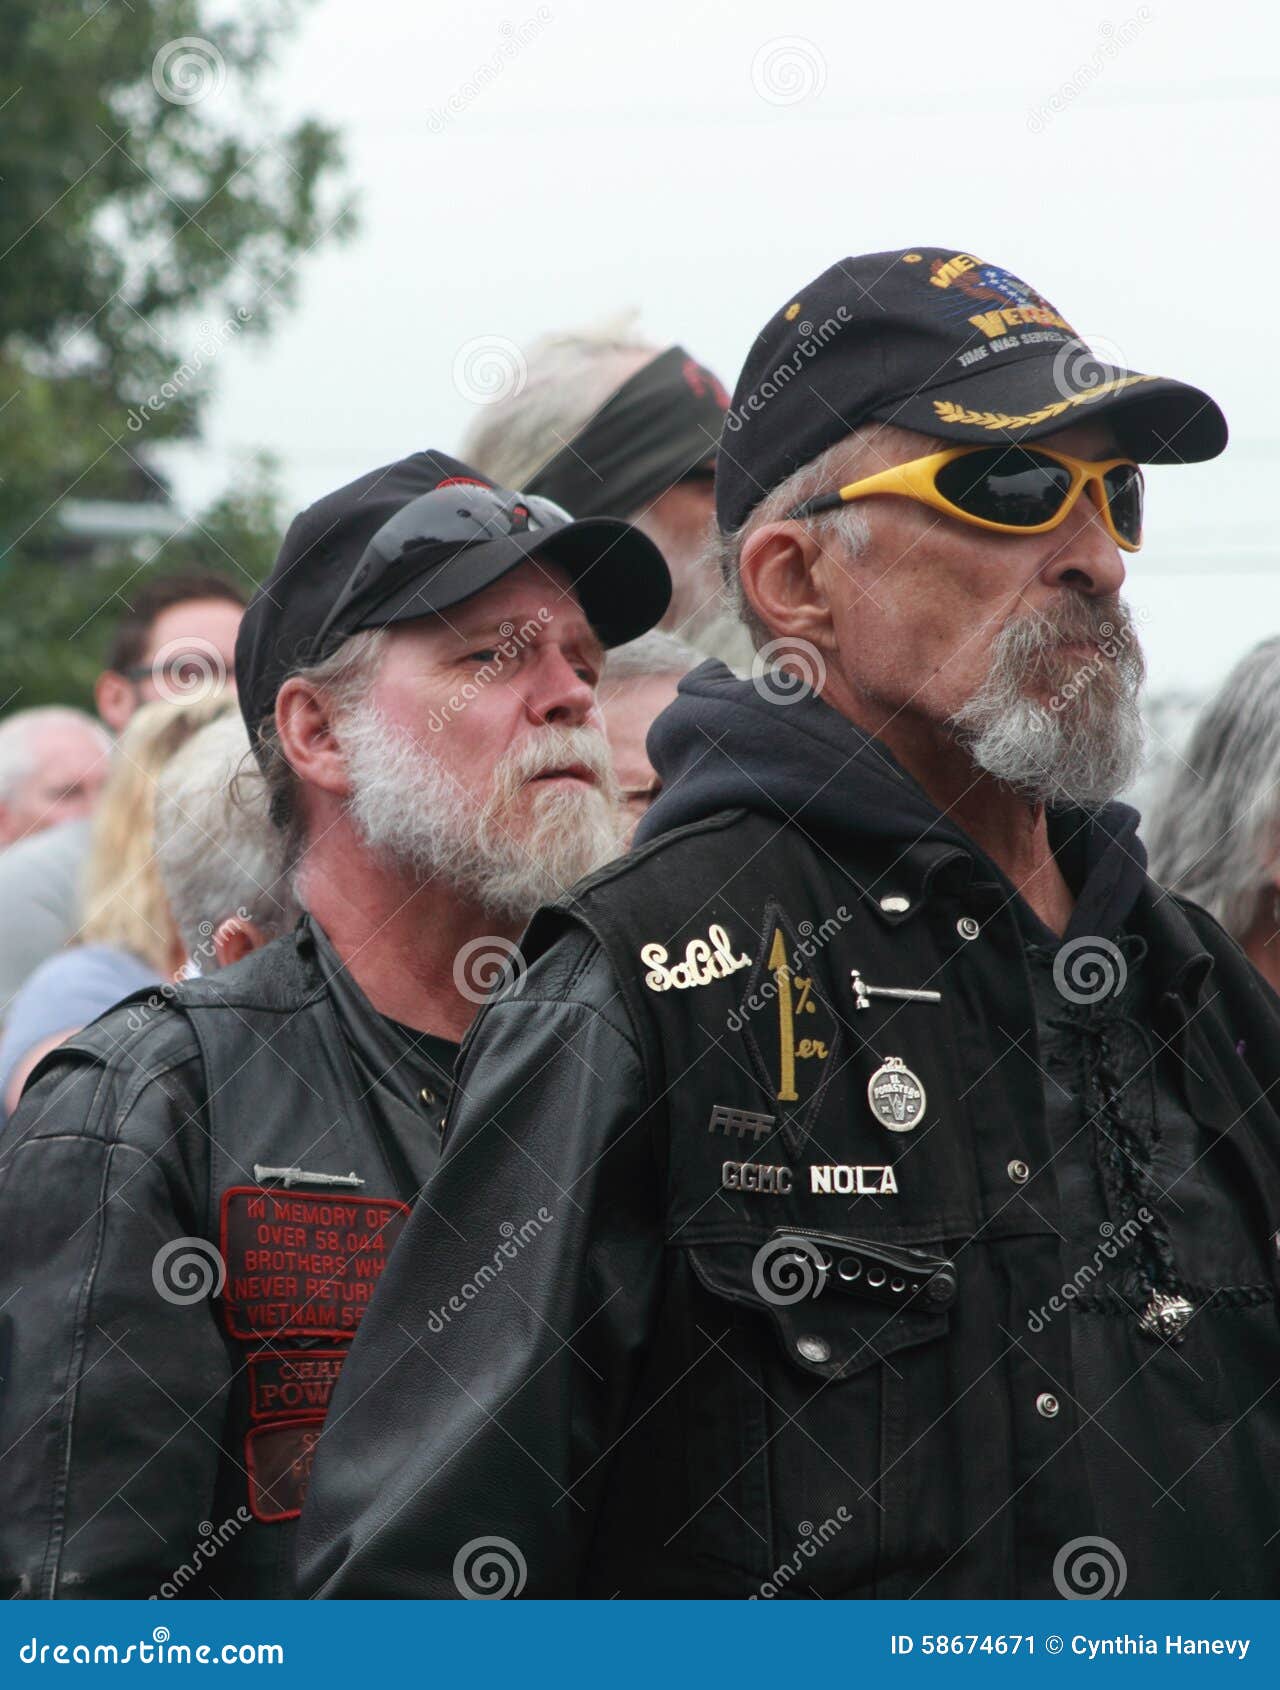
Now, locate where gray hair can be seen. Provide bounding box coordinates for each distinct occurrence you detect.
[254,628,388,874]
[155,712,299,959]
[459,315,657,491]
[706,433,875,650]
[602,629,705,684]
[1146,636,1280,939]
[0,706,110,801]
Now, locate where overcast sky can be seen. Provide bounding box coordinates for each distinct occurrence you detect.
[159,0,1279,704]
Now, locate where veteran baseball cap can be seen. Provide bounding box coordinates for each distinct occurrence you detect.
[715,246,1228,533]
[236,450,671,747]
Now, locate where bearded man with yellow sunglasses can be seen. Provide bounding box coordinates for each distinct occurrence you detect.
[300,249,1280,1601]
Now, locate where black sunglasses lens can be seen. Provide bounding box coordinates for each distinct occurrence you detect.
[934,448,1074,529]
[1102,463,1143,545]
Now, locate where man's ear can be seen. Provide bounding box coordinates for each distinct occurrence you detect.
[213,916,271,971]
[738,522,838,652]
[274,676,352,801]
[94,670,135,733]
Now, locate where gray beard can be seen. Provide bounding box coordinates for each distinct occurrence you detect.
[340,702,625,923]
[948,596,1146,808]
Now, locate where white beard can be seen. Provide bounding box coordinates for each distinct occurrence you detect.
[340,702,625,923]
[948,596,1146,808]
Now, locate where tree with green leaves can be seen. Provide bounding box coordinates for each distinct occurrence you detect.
[0,0,353,711]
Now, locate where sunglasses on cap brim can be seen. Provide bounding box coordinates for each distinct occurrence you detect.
[788,444,1144,553]
[313,482,576,654]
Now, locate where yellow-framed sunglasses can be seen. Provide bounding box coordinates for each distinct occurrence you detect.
[788,444,1144,553]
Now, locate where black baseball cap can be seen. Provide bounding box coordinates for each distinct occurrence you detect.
[236,450,671,745]
[716,246,1228,533]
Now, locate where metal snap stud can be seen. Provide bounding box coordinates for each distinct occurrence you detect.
[957,916,981,941]
[797,1335,831,1364]
[1036,1392,1060,1419]
[1007,1158,1030,1184]
[879,894,911,914]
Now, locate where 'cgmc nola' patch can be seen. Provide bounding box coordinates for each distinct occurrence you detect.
[737,901,843,1158]
[219,1187,410,1342]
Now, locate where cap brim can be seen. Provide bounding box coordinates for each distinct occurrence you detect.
[354,516,672,648]
[875,354,1228,466]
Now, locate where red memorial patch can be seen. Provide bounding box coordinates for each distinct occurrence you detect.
[220,1186,411,1341]
[244,1417,325,1523]
[247,1348,348,1421]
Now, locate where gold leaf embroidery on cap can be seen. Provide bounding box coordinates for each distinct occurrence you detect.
[931,372,1158,433]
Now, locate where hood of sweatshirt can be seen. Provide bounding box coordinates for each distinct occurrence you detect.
[633,659,1148,943]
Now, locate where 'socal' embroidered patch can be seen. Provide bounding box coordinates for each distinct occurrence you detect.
[244,1417,325,1523]
[219,1187,411,1341]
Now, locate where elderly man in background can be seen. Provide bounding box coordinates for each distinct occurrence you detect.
[0,707,111,846]
[0,569,248,1009]
[0,449,667,1597]
[462,319,747,663]
[154,709,299,971]
[600,630,703,837]
[1147,636,1280,996]
[300,249,1280,1601]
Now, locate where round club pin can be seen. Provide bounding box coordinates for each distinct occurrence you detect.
[867,1056,926,1133]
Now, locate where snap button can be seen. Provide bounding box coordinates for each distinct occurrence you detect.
[1036,1392,1060,1419]
[879,894,910,914]
[419,1086,436,1106]
[956,916,981,941]
[797,1335,830,1364]
[1007,1158,1030,1184]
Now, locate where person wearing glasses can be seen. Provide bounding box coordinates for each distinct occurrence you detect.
[298,250,1280,1600]
[0,452,669,1597]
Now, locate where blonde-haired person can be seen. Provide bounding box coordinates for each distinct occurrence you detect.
[0,692,232,1122]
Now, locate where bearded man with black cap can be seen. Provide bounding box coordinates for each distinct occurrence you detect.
[0,454,668,1598]
[298,250,1280,1600]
